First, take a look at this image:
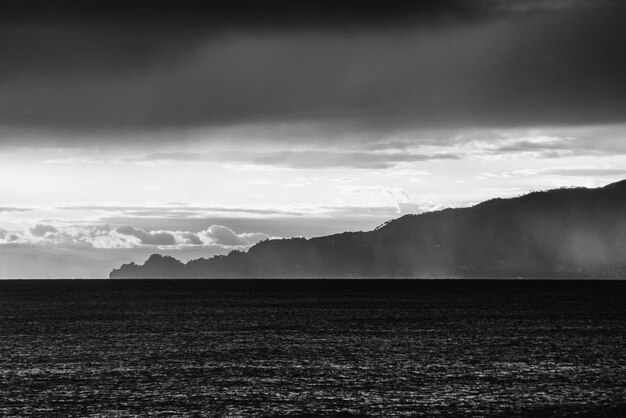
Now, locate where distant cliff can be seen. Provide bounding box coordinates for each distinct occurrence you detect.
[110,179,626,278]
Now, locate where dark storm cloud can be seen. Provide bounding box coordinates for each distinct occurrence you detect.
[1,0,625,143]
[0,1,493,28]
[0,0,489,80]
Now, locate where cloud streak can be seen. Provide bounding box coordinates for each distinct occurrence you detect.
[130,150,459,170]
[477,166,626,180]
[0,206,34,213]
[55,201,434,221]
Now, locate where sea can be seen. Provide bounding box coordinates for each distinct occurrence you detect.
[0,279,625,416]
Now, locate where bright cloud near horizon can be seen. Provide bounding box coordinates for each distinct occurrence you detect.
[2,1,626,277]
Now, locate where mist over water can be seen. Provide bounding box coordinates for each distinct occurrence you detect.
[1,279,625,416]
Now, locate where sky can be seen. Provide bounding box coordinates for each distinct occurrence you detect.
[2,0,626,277]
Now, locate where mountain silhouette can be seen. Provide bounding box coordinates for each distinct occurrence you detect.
[110,179,626,278]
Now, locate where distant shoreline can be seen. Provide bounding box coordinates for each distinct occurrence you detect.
[110,180,626,280]
[2,277,626,281]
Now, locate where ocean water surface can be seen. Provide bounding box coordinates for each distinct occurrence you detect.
[0,279,625,416]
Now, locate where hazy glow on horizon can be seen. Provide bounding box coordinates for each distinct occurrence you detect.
[3,124,626,242]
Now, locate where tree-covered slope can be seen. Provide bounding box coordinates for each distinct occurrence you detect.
[110,180,626,278]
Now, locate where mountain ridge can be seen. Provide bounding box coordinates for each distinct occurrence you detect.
[110,179,626,278]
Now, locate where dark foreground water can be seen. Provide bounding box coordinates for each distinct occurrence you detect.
[0,279,625,416]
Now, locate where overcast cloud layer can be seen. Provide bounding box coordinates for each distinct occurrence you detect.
[1,0,626,146]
